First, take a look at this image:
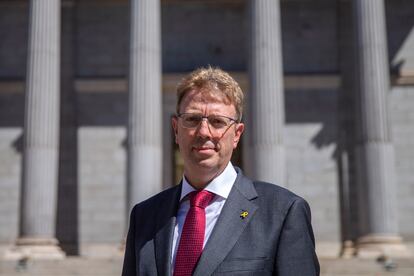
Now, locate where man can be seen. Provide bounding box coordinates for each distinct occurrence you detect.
[122,67,319,276]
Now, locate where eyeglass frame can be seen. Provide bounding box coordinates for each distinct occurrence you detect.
[176,112,240,132]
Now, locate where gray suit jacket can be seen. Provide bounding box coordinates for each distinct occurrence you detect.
[122,168,320,276]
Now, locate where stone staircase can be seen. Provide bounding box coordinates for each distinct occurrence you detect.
[1,257,414,276]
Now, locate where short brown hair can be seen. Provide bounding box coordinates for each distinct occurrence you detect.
[176,66,244,121]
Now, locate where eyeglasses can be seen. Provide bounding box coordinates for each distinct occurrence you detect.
[177,113,239,130]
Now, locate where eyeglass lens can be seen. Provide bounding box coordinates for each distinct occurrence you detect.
[179,114,235,130]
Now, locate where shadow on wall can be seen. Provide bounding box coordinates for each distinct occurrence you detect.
[387,0,414,76]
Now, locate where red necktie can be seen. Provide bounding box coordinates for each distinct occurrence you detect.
[174,190,215,276]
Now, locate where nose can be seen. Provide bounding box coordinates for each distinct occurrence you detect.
[196,118,212,138]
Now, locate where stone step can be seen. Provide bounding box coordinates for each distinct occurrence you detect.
[1,257,414,276]
[320,258,414,276]
[0,258,123,276]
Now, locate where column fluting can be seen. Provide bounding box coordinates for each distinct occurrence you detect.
[248,0,286,185]
[127,0,163,211]
[7,0,66,260]
[21,0,61,240]
[352,0,408,257]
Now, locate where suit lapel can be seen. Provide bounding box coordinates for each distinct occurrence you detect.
[194,171,258,276]
[154,185,181,276]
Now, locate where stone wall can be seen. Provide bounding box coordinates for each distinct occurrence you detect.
[391,86,414,239]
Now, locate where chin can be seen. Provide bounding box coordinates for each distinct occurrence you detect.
[196,159,216,168]
[191,158,219,171]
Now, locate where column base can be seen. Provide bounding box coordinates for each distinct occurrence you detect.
[356,234,412,258]
[4,237,65,260]
[340,240,356,258]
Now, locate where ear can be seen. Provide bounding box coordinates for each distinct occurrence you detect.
[232,123,244,148]
[171,116,179,144]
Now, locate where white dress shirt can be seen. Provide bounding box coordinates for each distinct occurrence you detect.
[171,162,237,269]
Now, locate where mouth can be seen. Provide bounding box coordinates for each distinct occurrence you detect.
[194,146,215,151]
[192,139,218,155]
[193,144,217,154]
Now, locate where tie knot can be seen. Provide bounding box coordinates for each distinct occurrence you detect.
[190,190,214,209]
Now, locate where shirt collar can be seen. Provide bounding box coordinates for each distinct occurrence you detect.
[180,162,237,201]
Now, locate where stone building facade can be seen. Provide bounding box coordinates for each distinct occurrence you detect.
[0,0,413,258]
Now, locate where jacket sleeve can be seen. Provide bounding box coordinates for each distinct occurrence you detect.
[122,206,137,276]
[274,198,320,276]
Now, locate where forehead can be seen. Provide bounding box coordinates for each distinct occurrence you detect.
[179,89,235,113]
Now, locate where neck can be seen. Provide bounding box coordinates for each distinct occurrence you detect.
[184,166,226,190]
[184,175,215,190]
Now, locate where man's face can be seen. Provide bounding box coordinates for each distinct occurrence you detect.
[172,89,244,183]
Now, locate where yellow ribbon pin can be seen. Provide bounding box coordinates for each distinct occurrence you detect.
[240,211,249,219]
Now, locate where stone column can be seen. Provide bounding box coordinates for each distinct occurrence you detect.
[352,0,409,257]
[127,0,162,212]
[247,0,286,185]
[6,0,64,259]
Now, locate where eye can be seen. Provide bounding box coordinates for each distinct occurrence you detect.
[182,114,202,127]
[185,115,201,123]
[209,116,228,128]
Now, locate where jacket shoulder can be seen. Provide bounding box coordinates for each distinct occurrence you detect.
[253,181,301,199]
[130,185,180,214]
[252,180,309,211]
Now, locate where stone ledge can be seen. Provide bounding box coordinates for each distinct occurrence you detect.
[357,234,412,259]
[3,238,65,260]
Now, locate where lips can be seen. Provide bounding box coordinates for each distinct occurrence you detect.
[195,145,214,150]
[193,143,216,153]
[194,146,215,151]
